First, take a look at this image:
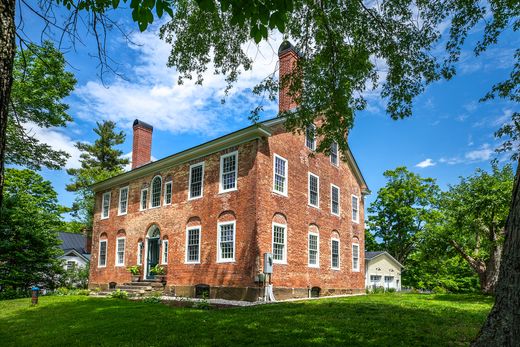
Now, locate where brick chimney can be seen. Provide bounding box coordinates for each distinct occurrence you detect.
[132,119,153,169]
[278,40,299,113]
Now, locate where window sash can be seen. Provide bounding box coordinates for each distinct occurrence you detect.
[330,142,338,165]
[164,181,172,205]
[331,185,340,215]
[99,240,107,267]
[137,241,143,265]
[162,240,169,264]
[116,238,125,266]
[186,228,200,263]
[352,195,359,222]
[272,223,286,263]
[273,155,288,195]
[220,152,237,192]
[102,192,110,219]
[218,222,235,262]
[151,177,162,208]
[308,233,319,266]
[189,163,204,199]
[308,173,319,207]
[140,189,148,210]
[306,124,316,150]
[118,187,128,215]
[331,239,340,269]
[352,244,360,271]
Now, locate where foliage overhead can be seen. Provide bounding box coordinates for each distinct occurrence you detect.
[0,169,65,292]
[367,166,440,265]
[66,121,129,229]
[7,41,76,170]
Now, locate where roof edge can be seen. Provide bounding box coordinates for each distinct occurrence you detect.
[365,251,404,269]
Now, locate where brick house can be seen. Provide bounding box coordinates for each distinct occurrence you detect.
[88,42,369,301]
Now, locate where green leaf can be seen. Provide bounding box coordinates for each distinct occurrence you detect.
[111,0,120,9]
[156,0,164,18]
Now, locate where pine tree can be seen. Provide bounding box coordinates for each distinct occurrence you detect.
[66,121,129,230]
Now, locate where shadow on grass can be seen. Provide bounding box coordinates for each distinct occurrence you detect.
[0,294,491,347]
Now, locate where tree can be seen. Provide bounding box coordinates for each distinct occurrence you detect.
[7,41,76,170]
[66,120,129,230]
[0,168,64,293]
[439,164,514,294]
[367,167,440,265]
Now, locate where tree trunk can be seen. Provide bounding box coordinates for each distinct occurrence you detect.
[472,159,520,346]
[480,236,502,295]
[0,0,16,208]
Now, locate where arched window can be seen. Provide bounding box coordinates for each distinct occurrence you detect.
[150,176,162,208]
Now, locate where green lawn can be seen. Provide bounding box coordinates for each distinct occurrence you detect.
[0,294,492,346]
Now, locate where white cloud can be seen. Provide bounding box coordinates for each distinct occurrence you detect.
[74,29,282,137]
[24,122,82,169]
[122,151,157,172]
[415,158,436,168]
[465,144,493,161]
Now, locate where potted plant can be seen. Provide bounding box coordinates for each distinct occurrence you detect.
[128,265,141,282]
[150,264,166,282]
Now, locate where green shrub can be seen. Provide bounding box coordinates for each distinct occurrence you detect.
[432,286,448,294]
[110,289,128,299]
[0,288,30,300]
[386,288,396,293]
[142,291,162,304]
[55,287,70,296]
[193,292,211,310]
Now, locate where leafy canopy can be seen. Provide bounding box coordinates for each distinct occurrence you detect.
[7,41,76,170]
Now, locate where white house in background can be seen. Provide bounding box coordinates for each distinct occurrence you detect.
[365,251,403,291]
[58,232,91,270]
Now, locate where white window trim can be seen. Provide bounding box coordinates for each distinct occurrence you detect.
[272,154,288,196]
[162,239,169,264]
[217,221,236,263]
[188,162,205,200]
[137,241,143,265]
[101,192,111,219]
[331,238,340,270]
[306,124,316,150]
[331,184,340,217]
[115,237,125,267]
[352,194,360,223]
[352,243,360,272]
[140,188,148,211]
[185,226,201,264]
[308,232,320,268]
[330,141,339,166]
[272,222,287,264]
[98,239,107,268]
[149,175,162,209]
[219,151,238,193]
[117,186,129,216]
[164,181,173,205]
[308,172,320,208]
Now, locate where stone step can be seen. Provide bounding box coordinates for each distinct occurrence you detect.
[117,285,153,291]
[123,282,163,287]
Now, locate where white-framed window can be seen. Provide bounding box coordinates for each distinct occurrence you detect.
[308,232,319,267]
[162,239,169,264]
[137,241,143,265]
[384,276,395,288]
[217,221,235,262]
[331,238,340,269]
[101,192,111,219]
[352,243,360,272]
[98,239,107,267]
[150,176,162,208]
[273,154,288,196]
[140,188,148,211]
[370,275,382,285]
[164,181,172,205]
[331,184,340,216]
[305,124,316,150]
[189,162,204,199]
[118,187,129,215]
[330,141,339,166]
[185,227,201,263]
[308,172,320,208]
[219,151,238,193]
[272,222,287,263]
[352,195,360,223]
[116,237,125,266]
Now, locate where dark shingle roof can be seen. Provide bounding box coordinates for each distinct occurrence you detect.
[365,251,385,260]
[58,232,89,255]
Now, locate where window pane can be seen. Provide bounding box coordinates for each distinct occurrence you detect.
[190,164,203,198]
[162,240,168,264]
[273,225,286,261]
[331,186,339,214]
[331,239,339,268]
[99,241,107,266]
[352,196,359,221]
[119,188,128,214]
[309,175,319,206]
[102,192,110,218]
[165,182,172,204]
[137,242,143,265]
[309,234,318,265]
[352,244,359,270]
[306,125,315,150]
[151,177,162,207]
[117,238,125,265]
[331,142,338,165]
[219,223,235,260]
[141,189,148,210]
[274,156,286,194]
[221,154,237,191]
[187,228,200,262]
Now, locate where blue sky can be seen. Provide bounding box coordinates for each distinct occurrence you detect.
[17,7,518,217]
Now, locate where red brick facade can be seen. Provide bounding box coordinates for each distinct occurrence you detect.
[131,120,153,169]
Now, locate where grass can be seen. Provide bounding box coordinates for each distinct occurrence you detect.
[0,294,492,346]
